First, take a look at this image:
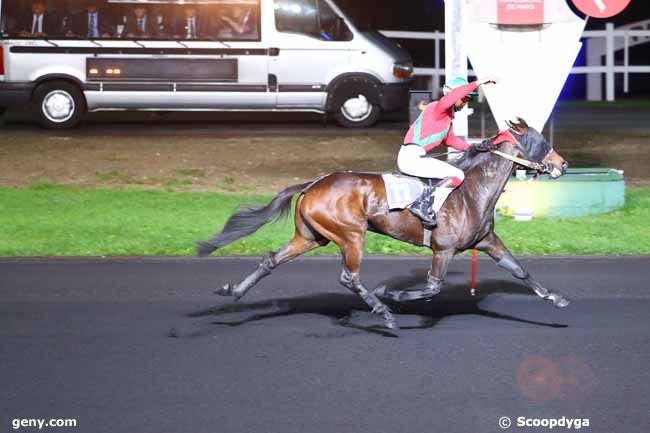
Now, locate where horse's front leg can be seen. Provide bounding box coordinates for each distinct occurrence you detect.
[374,250,453,302]
[475,232,570,308]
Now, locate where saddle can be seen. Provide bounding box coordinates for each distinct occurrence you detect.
[381,172,441,210]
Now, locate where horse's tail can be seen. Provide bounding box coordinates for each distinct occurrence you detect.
[197,181,312,257]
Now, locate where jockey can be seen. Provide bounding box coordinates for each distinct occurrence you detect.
[398,77,496,226]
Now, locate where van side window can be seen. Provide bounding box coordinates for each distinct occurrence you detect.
[2,0,66,38]
[274,0,352,41]
[0,0,261,41]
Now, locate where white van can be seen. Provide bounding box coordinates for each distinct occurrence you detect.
[0,0,413,128]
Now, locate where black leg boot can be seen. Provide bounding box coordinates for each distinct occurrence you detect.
[408,185,436,227]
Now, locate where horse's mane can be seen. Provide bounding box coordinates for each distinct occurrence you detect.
[451,145,493,171]
[452,119,528,172]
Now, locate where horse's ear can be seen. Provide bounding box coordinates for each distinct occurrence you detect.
[506,119,521,134]
[508,117,529,135]
[516,117,529,131]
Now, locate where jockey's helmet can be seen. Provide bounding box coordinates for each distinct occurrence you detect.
[443,77,478,97]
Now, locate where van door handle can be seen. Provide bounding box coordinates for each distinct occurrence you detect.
[268,74,278,91]
[268,47,280,56]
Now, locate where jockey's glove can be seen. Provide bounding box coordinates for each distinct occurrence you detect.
[473,139,497,152]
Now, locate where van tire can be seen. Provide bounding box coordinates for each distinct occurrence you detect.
[32,81,85,129]
[333,94,381,128]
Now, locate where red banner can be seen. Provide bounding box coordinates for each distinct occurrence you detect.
[497,0,544,25]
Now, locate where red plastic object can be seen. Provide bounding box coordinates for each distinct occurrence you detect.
[571,0,631,19]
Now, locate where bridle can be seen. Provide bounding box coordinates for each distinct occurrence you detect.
[489,128,554,172]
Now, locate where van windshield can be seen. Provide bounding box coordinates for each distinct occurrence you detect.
[274,0,352,41]
[0,0,260,41]
[328,0,370,31]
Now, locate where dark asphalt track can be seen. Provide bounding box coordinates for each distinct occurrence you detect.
[1,256,649,433]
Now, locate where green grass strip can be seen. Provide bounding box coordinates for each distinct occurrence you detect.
[1,183,649,256]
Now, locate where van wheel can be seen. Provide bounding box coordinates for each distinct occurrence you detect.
[333,94,381,128]
[32,81,85,129]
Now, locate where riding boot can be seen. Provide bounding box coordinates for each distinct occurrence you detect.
[408,185,436,227]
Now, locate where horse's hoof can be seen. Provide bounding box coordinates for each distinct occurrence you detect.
[384,317,400,331]
[380,309,399,330]
[554,297,570,308]
[215,283,233,297]
[547,293,570,308]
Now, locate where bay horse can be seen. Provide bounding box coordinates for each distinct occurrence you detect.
[198,120,570,330]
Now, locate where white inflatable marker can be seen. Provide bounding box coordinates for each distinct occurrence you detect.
[464,0,587,131]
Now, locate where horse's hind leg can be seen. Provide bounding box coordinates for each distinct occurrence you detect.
[218,195,328,300]
[219,233,327,300]
[475,232,570,308]
[336,234,398,330]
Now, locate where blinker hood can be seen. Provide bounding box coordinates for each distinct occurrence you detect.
[512,128,552,162]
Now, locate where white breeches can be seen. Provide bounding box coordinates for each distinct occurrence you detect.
[397,145,465,183]
[397,145,466,214]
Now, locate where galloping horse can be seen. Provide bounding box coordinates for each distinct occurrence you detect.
[198,120,570,330]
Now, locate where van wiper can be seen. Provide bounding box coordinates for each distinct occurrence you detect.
[43,38,59,47]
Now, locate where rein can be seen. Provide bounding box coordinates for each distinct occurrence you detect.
[490,149,545,171]
[421,146,546,171]
[421,129,553,173]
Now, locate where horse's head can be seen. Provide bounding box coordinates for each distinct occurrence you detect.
[502,118,568,179]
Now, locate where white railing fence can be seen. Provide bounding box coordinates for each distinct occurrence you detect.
[380,23,650,101]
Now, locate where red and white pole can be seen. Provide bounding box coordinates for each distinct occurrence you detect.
[470,249,478,296]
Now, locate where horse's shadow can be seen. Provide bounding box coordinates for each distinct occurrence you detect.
[181,268,568,338]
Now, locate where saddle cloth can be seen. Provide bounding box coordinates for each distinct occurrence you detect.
[381,173,426,209]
